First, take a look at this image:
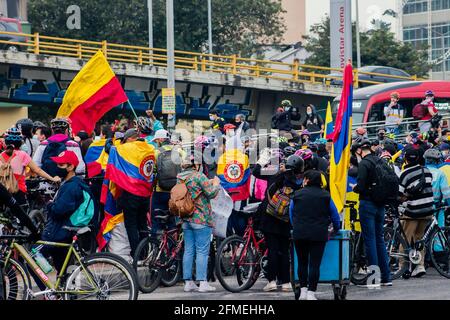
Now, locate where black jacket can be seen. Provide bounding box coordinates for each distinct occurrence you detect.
[291,186,336,242]
[271,110,301,131]
[353,153,378,202]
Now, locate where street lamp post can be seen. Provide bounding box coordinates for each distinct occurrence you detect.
[166,0,176,130]
[355,0,361,68]
[207,0,213,56]
[147,0,153,48]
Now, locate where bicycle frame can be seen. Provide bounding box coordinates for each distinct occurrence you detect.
[236,218,266,267]
[2,235,98,298]
[155,226,183,268]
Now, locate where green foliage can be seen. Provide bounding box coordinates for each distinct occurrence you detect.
[28,0,286,57]
[302,16,431,78]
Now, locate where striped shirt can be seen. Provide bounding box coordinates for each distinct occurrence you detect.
[399,164,434,218]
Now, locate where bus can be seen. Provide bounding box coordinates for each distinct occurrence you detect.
[332,81,450,133]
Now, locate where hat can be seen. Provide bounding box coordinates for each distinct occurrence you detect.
[439,143,450,151]
[209,109,219,115]
[76,131,89,141]
[404,148,420,163]
[123,128,138,142]
[51,150,79,168]
[151,129,170,142]
[224,123,236,131]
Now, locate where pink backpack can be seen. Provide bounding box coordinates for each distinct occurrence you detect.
[254,178,267,201]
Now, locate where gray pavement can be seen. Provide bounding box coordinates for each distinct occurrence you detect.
[138,269,450,300]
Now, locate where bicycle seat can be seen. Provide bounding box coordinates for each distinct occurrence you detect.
[63,226,91,235]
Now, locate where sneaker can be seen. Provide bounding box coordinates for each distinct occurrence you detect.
[184,281,199,292]
[198,281,216,292]
[281,283,292,292]
[357,283,381,289]
[411,266,426,278]
[263,281,278,292]
[299,287,308,300]
[306,290,318,300]
[381,282,393,287]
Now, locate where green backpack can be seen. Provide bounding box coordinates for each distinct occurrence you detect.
[70,190,95,227]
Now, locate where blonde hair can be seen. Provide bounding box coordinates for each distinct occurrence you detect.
[390,92,400,99]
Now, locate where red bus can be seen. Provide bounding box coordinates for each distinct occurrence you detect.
[332,81,450,132]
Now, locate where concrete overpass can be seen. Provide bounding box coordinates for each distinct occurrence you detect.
[0,50,341,129]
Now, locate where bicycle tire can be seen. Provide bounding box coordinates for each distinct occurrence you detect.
[133,237,162,293]
[160,236,182,287]
[0,258,31,300]
[64,252,138,300]
[385,227,409,280]
[241,242,262,291]
[428,226,450,279]
[349,232,369,285]
[215,235,257,293]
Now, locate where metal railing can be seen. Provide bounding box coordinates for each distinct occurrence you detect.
[0,31,421,88]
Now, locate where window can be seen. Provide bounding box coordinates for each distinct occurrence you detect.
[6,0,18,19]
[403,0,428,14]
[390,69,409,77]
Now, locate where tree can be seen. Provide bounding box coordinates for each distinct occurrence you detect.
[28,0,286,57]
[302,16,431,77]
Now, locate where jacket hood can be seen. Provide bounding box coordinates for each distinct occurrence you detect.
[48,133,70,143]
[307,104,317,115]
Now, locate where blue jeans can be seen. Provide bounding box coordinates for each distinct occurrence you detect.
[151,192,173,236]
[182,222,212,281]
[359,200,391,283]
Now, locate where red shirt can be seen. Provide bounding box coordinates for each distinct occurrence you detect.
[421,101,437,121]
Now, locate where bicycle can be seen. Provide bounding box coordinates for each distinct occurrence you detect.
[215,203,268,293]
[1,226,139,300]
[385,204,450,279]
[133,210,183,293]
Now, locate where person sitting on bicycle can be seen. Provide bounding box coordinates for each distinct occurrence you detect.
[33,151,98,292]
[399,148,435,278]
[424,148,450,228]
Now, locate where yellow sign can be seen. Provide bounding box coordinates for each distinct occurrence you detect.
[162,88,176,114]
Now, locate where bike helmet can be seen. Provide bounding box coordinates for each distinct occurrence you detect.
[33,121,46,130]
[50,118,71,133]
[285,155,304,174]
[425,90,434,97]
[134,116,154,135]
[223,123,236,131]
[358,139,372,149]
[4,127,23,148]
[301,129,311,137]
[281,100,292,108]
[194,135,210,149]
[16,118,34,137]
[424,148,442,162]
[316,138,327,145]
[294,148,313,160]
[380,151,392,160]
[283,146,297,157]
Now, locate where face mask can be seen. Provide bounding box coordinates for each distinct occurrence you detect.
[209,116,215,121]
[55,166,69,179]
[33,135,38,140]
[307,111,312,116]
[285,107,291,112]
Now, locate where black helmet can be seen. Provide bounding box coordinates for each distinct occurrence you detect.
[134,116,154,135]
[424,148,442,162]
[16,118,33,136]
[283,146,297,157]
[50,118,71,133]
[33,121,46,130]
[285,155,304,174]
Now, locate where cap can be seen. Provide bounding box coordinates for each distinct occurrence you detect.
[123,128,138,142]
[151,129,170,142]
[404,148,420,163]
[224,123,236,131]
[50,150,79,168]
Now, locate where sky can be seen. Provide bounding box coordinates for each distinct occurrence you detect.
[306,0,399,34]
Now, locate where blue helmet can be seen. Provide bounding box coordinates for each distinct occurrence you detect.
[4,127,23,146]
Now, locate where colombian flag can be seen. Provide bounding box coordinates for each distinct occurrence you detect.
[57,50,128,135]
[217,149,250,201]
[85,139,107,178]
[324,101,334,140]
[329,62,353,221]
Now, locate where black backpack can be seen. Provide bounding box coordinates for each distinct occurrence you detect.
[157,146,182,191]
[367,157,400,206]
[41,139,68,177]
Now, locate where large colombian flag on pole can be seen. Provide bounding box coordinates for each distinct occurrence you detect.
[324,101,334,140]
[57,50,128,135]
[329,62,353,220]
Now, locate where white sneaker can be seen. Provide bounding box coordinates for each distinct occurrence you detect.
[184,281,199,292]
[412,266,426,278]
[281,283,292,292]
[299,287,308,300]
[263,281,278,292]
[306,290,317,300]
[198,281,216,292]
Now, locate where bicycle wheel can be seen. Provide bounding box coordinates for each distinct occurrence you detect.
[64,252,138,300]
[160,237,182,287]
[215,235,257,293]
[429,226,450,278]
[132,237,162,293]
[1,258,31,300]
[385,227,409,280]
[349,233,369,286]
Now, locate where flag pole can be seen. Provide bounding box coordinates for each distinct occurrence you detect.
[127,100,139,121]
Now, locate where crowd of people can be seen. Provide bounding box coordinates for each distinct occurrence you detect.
[0,89,449,300]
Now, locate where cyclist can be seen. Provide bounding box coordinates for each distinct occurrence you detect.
[33,118,85,177]
[291,170,340,300]
[135,113,164,147]
[1,127,60,205]
[398,148,435,278]
[16,118,40,157]
[178,153,220,293]
[423,148,450,228]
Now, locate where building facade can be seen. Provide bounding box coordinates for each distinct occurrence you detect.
[281,0,306,45]
[400,0,450,79]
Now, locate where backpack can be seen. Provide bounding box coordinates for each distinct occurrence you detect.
[0,154,19,194]
[367,157,400,206]
[70,189,95,227]
[406,167,426,197]
[168,174,196,218]
[157,146,182,191]
[41,139,68,177]
[412,103,428,120]
[266,186,294,222]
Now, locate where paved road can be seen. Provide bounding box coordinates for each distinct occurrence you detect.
[139,269,450,300]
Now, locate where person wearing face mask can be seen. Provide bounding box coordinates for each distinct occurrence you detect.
[233,114,250,137]
[271,100,301,142]
[209,110,226,133]
[301,104,324,142]
[224,124,243,151]
[352,139,392,288]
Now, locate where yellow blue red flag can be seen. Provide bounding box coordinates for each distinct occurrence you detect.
[217,149,250,201]
[324,101,334,140]
[329,62,353,220]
